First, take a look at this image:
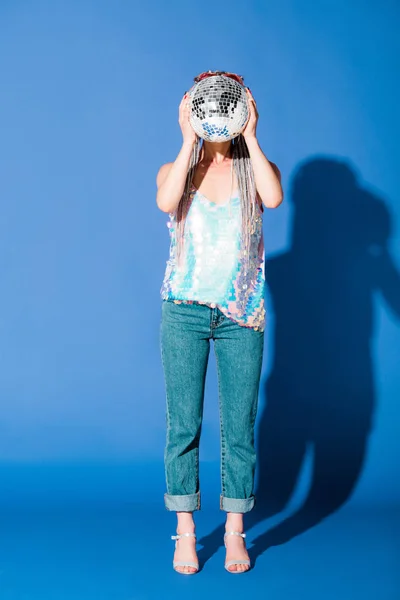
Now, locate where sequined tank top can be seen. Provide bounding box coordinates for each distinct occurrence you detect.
[160,183,266,331]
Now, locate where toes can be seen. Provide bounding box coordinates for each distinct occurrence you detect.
[176,565,196,574]
[228,564,238,572]
[227,562,249,572]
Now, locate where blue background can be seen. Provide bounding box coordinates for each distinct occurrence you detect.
[0,1,399,598]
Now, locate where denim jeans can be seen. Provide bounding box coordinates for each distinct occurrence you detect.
[160,299,264,513]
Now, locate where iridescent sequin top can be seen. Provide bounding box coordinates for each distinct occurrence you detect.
[160,183,266,331]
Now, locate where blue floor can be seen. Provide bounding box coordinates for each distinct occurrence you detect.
[0,463,398,599]
[0,505,398,599]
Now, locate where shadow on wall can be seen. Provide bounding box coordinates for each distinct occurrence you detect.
[247,155,400,552]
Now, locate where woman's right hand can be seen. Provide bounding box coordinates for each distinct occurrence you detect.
[179,92,198,146]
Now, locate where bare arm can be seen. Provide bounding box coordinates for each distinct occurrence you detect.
[156,91,198,213]
[242,88,283,208]
[245,137,283,209]
[156,140,196,213]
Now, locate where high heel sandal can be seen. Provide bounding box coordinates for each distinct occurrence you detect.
[171,532,199,574]
[224,531,251,573]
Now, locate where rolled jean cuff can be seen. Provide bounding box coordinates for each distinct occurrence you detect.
[164,491,201,512]
[220,494,255,513]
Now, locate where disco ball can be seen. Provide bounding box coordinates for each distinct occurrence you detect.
[188,75,249,142]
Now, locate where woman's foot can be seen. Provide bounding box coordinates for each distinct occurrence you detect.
[173,528,198,573]
[224,530,250,572]
[225,513,250,573]
[173,512,198,574]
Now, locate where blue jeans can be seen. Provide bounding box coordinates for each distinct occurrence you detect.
[160,299,264,513]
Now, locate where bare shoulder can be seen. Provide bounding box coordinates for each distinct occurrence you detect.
[156,162,174,189]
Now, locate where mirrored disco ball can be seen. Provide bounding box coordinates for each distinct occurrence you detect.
[188,75,249,142]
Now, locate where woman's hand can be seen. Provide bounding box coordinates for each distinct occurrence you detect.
[242,88,258,140]
[179,92,198,146]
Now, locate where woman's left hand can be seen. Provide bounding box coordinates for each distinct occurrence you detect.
[242,88,258,140]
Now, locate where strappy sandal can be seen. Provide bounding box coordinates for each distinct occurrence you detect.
[171,532,199,574]
[224,531,251,573]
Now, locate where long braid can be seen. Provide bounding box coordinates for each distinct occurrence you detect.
[175,136,201,268]
[232,133,257,274]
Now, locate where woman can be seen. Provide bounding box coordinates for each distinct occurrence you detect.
[156,71,283,574]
